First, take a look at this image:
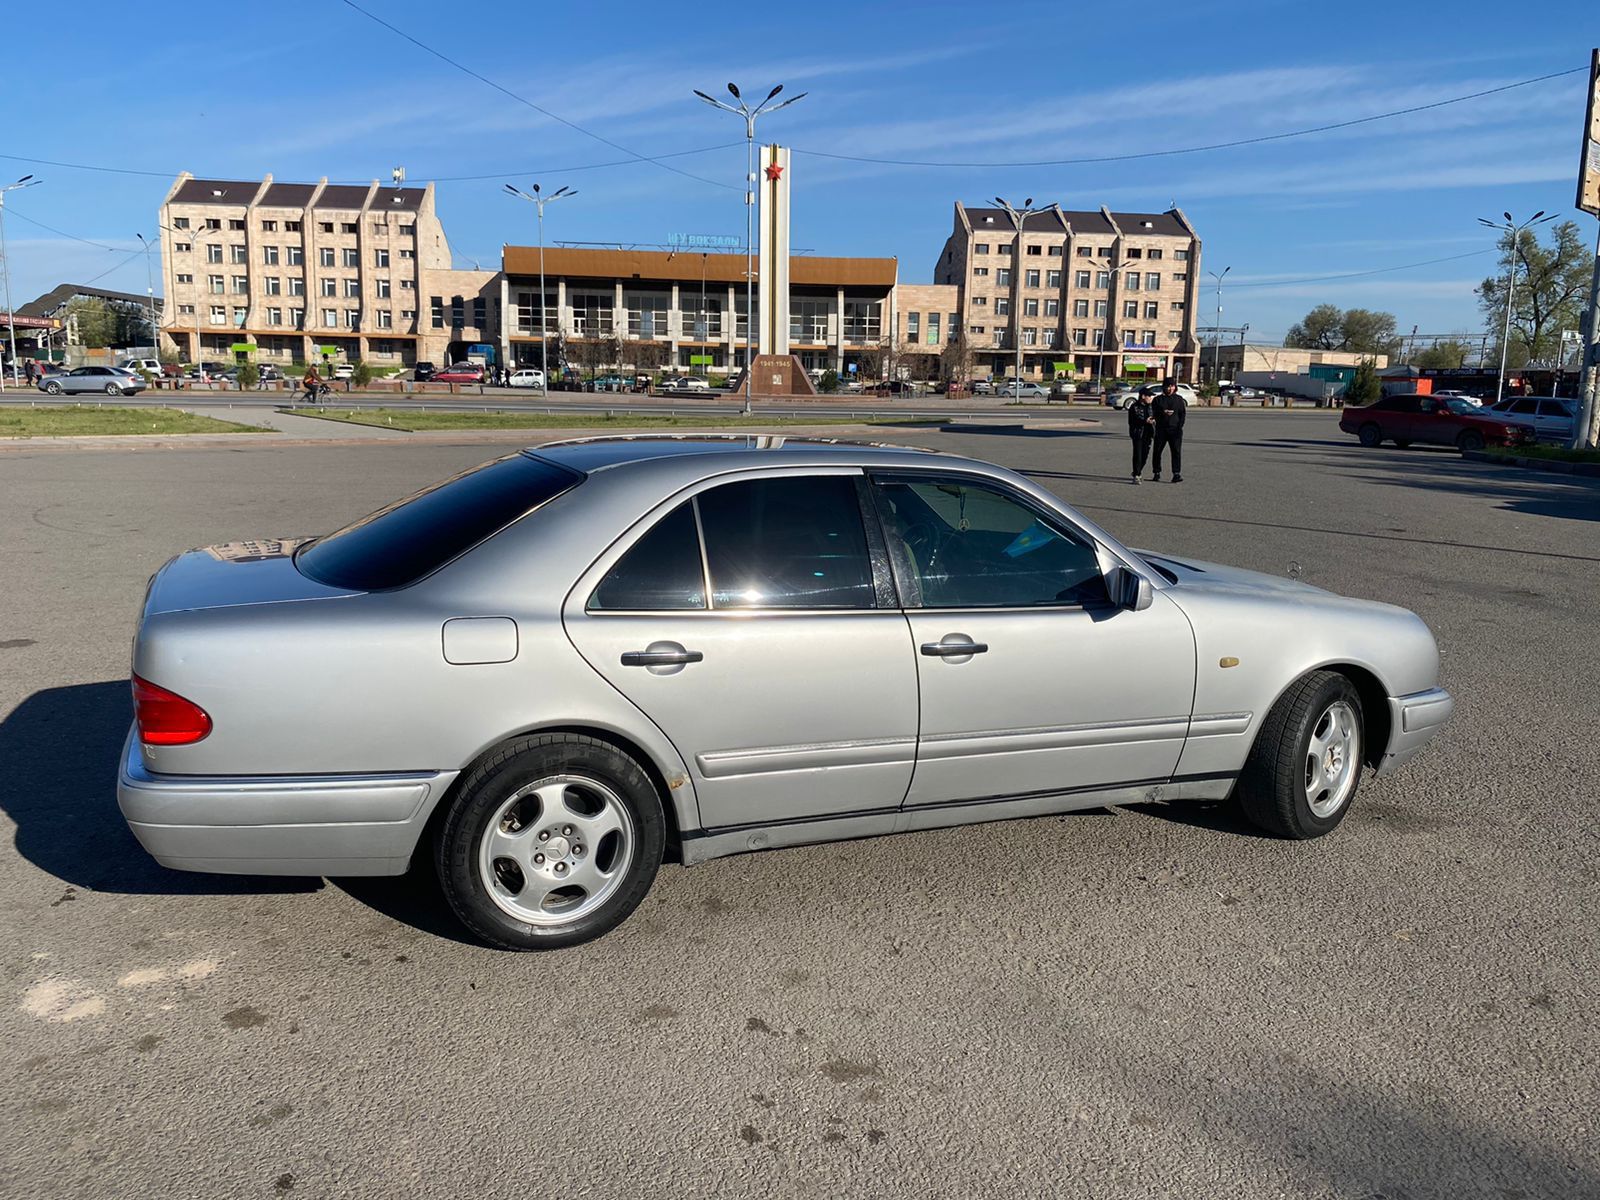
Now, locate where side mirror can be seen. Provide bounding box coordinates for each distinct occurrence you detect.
[1106,565,1153,611]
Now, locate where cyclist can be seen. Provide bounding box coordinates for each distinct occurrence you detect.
[301,365,322,405]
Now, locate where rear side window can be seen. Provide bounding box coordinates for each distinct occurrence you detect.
[589,503,705,611]
[296,453,581,590]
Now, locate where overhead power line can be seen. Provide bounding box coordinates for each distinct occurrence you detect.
[792,66,1586,169]
[5,207,133,252]
[338,0,738,192]
[1228,248,1496,289]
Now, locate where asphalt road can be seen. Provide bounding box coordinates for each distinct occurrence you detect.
[2,411,1596,1199]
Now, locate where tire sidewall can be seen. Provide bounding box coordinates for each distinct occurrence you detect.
[436,737,665,951]
[1358,423,1381,447]
[1285,675,1365,837]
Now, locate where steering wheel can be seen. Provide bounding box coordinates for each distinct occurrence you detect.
[900,521,955,578]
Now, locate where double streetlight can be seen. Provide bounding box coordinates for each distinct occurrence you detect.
[694,82,806,415]
[1208,266,1231,386]
[993,196,1044,396]
[1477,210,1557,405]
[503,183,574,392]
[159,221,225,376]
[135,232,161,360]
[0,174,42,387]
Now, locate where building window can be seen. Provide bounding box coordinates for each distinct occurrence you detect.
[571,292,615,337]
[321,308,338,326]
[345,279,361,298]
[1144,330,1155,344]
[267,307,283,326]
[230,244,247,264]
[1073,299,1089,318]
[1041,329,1057,347]
[473,297,487,328]
[1026,244,1042,256]
[399,248,415,260]
[975,243,989,255]
[1096,271,1111,289]
[927,312,940,343]
[173,217,191,230]
[971,296,987,307]
[374,248,390,267]
[174,241,192,254]
[204,218,221,231]
[973,267,989,277]
[789,298,828,343]
[286,220,301,233]
[399,279,414,290]
[1046,270,1061,288]
[290,307,305,329]
[261,220,277,233]
[343,309,359,329]
[992,330,1005,346]
[288,277,305,296]
[228,219,245,231]
[342,222,358,234]
[376,278,391,299]
[1127,248,1143,260]
[1024,269,1040,288]
[175,273,193,285]
[175,303,194,316]
[450,296,464,327]
[1022,328,1037,346]
[970,325,985,335]
[318,222,334,234]
[287,246,304,266]
[1125,272,1141,291]
[401,309,416,323]
[1095,300,1108,317]
[1175,249,1189,261]
[1144,301,1159,319]
[1146,273,1161,290]
[1123,300,1138,318]
[995,297,1010,316]
[1148,249,1163,260]
[399,224,415,235]
[207,274,224,293]
[206,244,223,264]
[1096,247,1112,258]
[1022,299,1039,317]
[1045,298,1060,317]
[1073,270,1090,289]
[430,296,444,328]
[905,311,920,342]
[262,245,279,265]
[376,309,393,329]
[1048,245,1063,256]
[996,269,1011,286]
[1077,246,1093,257]
[1124,330,1137,347]
[265,276,281,295]
[321,279,337,297]
[1073,328,1087,346]
[208,305,226,325]
[317,247,334,267]
[842,299,881,342]
[1171,301,1187,311]
[1169,330,1183,342]
[343,248,359,268]
[1175,272,1188,282]
[1092,329,1105,349]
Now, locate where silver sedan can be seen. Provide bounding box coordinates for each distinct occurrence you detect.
[118,437,1452,949]
[39,366,147,396]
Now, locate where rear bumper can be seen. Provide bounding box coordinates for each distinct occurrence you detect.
[116,729,457,877]
[1377,688,1453,774]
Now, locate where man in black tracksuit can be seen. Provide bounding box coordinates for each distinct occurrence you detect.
[1151,378,1186,483]
[1127,392,1154,484]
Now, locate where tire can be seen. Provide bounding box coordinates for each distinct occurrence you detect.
[105,383,121,395]
[45,381,62,395]
[1456,429,1484,452]
[1236,671,1364,839]
[435,734,665,950]
[1357,423,1382,448]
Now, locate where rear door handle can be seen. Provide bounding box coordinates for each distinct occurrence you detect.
[920,639,988,657]
[621,648,704,667]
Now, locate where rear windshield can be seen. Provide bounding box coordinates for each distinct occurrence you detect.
[295,453,582,590]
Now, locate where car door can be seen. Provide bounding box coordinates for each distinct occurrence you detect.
[564,468,919,831]
[867,471,1196,814]
[1536,399,1572,440]
[64,368,98,394]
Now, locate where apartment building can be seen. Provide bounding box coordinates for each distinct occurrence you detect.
[498,246,898,376]
[935,202,1202,382]
[157,173,490,367]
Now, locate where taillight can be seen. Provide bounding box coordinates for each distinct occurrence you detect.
[132,675,212,746]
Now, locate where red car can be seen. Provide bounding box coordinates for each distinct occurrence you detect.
[1339,393,1531,452]
[432,362,484,383]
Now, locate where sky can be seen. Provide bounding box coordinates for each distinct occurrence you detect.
[1,0,1595,346]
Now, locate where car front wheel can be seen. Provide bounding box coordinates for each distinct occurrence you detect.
[1236,670,1364,839]
[1456,429,1485,452]
[1357,423,1382,448]
[44,381,63,395]
[436,734,665,950]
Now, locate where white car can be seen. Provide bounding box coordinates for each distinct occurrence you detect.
[997,381,1049,399]
[119,358,163,376]
[660,376,711,393]
[1107,389,1140,410]
[1140,382,1200,406]
[509,368,547,389]
[1490,396,1576,442]
[332,363,355,381]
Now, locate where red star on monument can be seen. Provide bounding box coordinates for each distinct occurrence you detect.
[764,162,784,181]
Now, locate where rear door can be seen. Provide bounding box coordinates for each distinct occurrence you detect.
[564,468,919,831]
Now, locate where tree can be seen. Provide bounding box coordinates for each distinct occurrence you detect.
[64,297,119,349]
[1284,304,1400,357]
[1476,220,1590,368]
[1412,339,1474,370]
[235,361,260,390]
[1345,358,1381,406]
[572,335,620,384]
[940,335,976,391]
[855,345,885,382]
[623,340,668,377]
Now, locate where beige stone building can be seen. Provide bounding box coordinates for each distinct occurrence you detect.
[934,202,1203,382]
[889,283,960,379]
[157,174,494,368]
[1212,343,1389,376]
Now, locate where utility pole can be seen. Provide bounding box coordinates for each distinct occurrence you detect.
[1571,47,1600,448]
[503,183,575,393]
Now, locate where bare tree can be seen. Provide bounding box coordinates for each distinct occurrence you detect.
[572,335,620,385]
[624,339,669,377]
[940,335,976,392]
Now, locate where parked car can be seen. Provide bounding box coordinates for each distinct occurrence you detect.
[414,362,436,382]
[1049,379,1077,399]
[1339,394,1531,452]
[589,374,627,392]
[117,437,1454,950]
[119,357,163,376]
[872,380,922,397]
[38,366,147,396]
[332,363,356,381]
[997,381,1049,399]
[971,379,995,396]
[659,376,711,393]
[434,363,485,384]
[1106,389,1140,410]
[1489,395,1576,442]
[1139,381,1200,405]
[1432,389,1485,407]
[509,368,547,389]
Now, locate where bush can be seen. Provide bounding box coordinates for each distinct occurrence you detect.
[351,361,376,387]
[819,369,839,394]
[235,361,260,390]
[1345,359,1381,407]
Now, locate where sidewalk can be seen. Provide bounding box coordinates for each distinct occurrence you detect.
[178,404,412,438]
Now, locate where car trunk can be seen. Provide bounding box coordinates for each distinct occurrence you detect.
[143,540,361,619]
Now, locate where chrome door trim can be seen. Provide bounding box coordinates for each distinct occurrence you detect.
[916,715,1191,760]
[1186,712,1253,737]
[696,735,918,779]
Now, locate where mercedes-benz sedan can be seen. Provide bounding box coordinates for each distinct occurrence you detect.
[118,437,1452,950]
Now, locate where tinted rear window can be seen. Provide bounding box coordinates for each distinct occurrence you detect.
[295,453,581,590]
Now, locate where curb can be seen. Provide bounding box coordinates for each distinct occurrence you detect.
[1463,450,1600,478]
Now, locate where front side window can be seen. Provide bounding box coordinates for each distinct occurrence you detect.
[589,503,705,611]
[870,475,1107,609]
[698,476,874,610]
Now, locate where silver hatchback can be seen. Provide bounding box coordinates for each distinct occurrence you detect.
[118,438,1452,949]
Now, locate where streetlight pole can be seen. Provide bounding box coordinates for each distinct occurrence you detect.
[504,183,574,393]
[0,175,42,387]
[135,232,160,360]
[160,221,224,377]
[1207,266,1230,387]
[1478,210,1557,406]
[994,196,1044,397]
[694,82,807,416]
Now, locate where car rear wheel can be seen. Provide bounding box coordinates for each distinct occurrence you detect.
[1456,429,1485,452]
[1236,671,1364,839]
[1357,423,1382,448]
[435,734,664,950]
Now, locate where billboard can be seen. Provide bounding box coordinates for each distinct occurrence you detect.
[1580,49,1600,216]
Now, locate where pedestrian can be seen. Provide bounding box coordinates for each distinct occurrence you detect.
[1127,390,1154,484]
[1151,377,1186,483]
[24,359,36,386]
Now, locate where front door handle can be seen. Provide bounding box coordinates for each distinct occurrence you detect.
[621,648,704,667]
[920,638,988,657]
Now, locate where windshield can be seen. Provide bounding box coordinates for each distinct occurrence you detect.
[295,453,582,590]
[1441,398,1480,415]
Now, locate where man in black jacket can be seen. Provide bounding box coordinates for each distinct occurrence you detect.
[1127,392,1154,484]
[1151,378,1186,482]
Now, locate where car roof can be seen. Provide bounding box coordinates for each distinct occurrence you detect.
[527,434,958,475]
